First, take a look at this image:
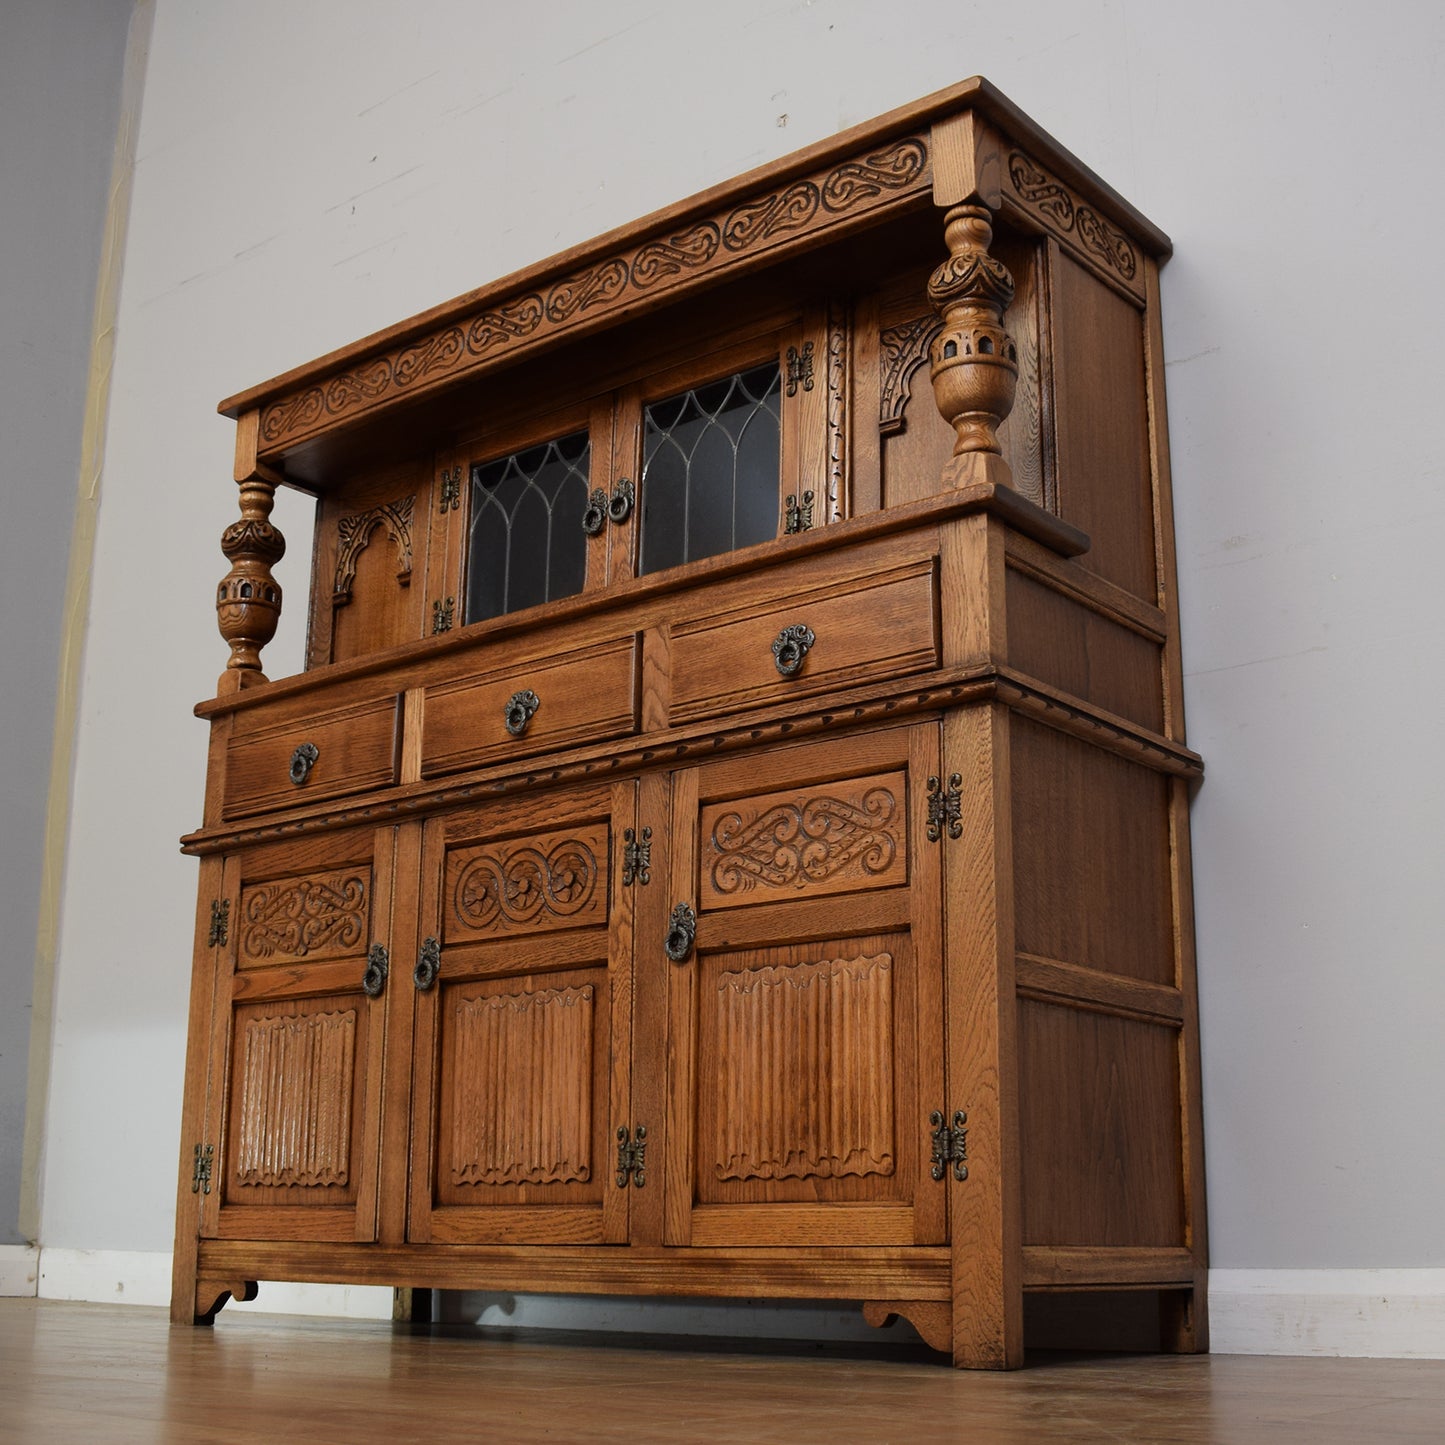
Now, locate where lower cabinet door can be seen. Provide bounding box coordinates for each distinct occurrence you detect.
[660,724,947,1247]
[407,781,636,1245]
[199,826,396,1244]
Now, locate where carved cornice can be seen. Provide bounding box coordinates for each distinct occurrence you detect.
[258,137,929,453]
[1006,151,1142,298]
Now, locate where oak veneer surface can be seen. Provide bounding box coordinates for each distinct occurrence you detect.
[4,1300,1445,1445]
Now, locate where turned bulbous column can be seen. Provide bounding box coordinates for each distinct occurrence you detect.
[927,203,1018,486]
[216,474,285,683]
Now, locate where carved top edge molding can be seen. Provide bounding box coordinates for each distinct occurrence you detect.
[1005,151,1143,297]
[252,138,931,453]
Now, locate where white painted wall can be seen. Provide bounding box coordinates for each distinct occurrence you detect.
[28,0,1445,1344]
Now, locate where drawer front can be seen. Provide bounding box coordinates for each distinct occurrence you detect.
[223,696,401,820]
[420,634,640,778]
[669,559,940,724]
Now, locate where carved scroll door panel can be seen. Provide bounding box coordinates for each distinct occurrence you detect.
[661,725,945,1249]
[407,782,635,1246]
[199,826,395,1244]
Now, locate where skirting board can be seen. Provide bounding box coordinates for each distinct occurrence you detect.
[1210,1270,1445,1359]
[0,1245,40,1297]
[18,1254,1445,1357]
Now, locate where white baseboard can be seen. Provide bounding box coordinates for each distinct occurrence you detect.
[1210,1269,1445,1358]
[0,1245,40,1296]
[35,1249,390,1319]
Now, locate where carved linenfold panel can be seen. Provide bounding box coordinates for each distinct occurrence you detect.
[239,870,369,965]
[332,495,415,604]
[258,137,930,450]
[879,314,943,435]
[1007,151,1141,291]
[701,773,905,909]
[448,985,594,1187]
[446,823,607,941]
[234,1009,356,1187]
[712,953,895,1182]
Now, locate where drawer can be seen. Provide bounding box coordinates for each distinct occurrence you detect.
[669,558,940,724]
[223,695,401,820]
[421,633,640,778]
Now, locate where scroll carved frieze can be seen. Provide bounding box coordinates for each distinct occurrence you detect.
[1007,151,1140,287]
[448,985,594,1187]
[448,824,606,940]
[239,870,369,965]
[712,953,895,1182]
[235,1009,356,1187]
[258,137,930,450]
[704,777,902,906]
[332,495,415,604]
[879,313,943,434]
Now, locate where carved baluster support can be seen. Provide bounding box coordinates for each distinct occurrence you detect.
[216,469,286,689]
[927,202,1018,489]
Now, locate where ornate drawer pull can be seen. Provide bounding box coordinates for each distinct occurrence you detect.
[504,689,540,736]
[361,943,389,998]
[664,902,696,963]
[289,742,319,785]
[413,936,440,992]
[772,623,815,677]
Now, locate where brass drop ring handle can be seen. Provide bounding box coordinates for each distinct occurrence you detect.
[581,489,607,536]
[289,742,319,785]
[606,477,635,524]
[664,902,696,963]
[361,943,389,998]
[772,623,814,677]
[414,936,440,992]
[504,689,540,736]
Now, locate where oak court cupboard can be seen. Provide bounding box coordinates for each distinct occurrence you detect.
[171,76,1208,1369]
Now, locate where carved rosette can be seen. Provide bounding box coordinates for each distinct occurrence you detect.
[927,204,1019,479]
[216,474,285,679]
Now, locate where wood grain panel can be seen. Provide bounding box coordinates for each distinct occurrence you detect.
[1005,567,1164,732]
[223,696,400,820]
[1018,1000,1184,1249]
[1011,716,1173,986]
[700,771,906,910]
[444,823,607,942]
[712,952,894,1183]
[237,868,370,967]
[420,634,639,777]
[669,560,938,723]
[234,1009,356,1187]
[1048,249,1157,602]
[448,985,594,1188]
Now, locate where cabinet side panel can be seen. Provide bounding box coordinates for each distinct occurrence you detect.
[1018,1000,1184,1248]
[1011,717,1173,986]
[1048,250,1156,602]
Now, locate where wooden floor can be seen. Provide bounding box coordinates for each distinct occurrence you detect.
[3,1299,1445,1443]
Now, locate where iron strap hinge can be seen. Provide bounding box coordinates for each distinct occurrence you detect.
[191,1142,215,1195]
[615,1125,647,1188]
[925,773,963,843]
[929,1110,969,1182]
[208,900,230,947]
[621,827,652,887]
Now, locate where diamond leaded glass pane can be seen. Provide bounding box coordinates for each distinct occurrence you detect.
[640,360,781,576]
[465,430,590,624]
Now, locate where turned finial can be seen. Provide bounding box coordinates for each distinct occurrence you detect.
[927,203,1018,487]
[216,473,285,686]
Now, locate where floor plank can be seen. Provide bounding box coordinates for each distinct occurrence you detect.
[3,1298,1445,1443]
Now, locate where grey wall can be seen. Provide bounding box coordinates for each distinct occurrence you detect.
[0,0,134,1245]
